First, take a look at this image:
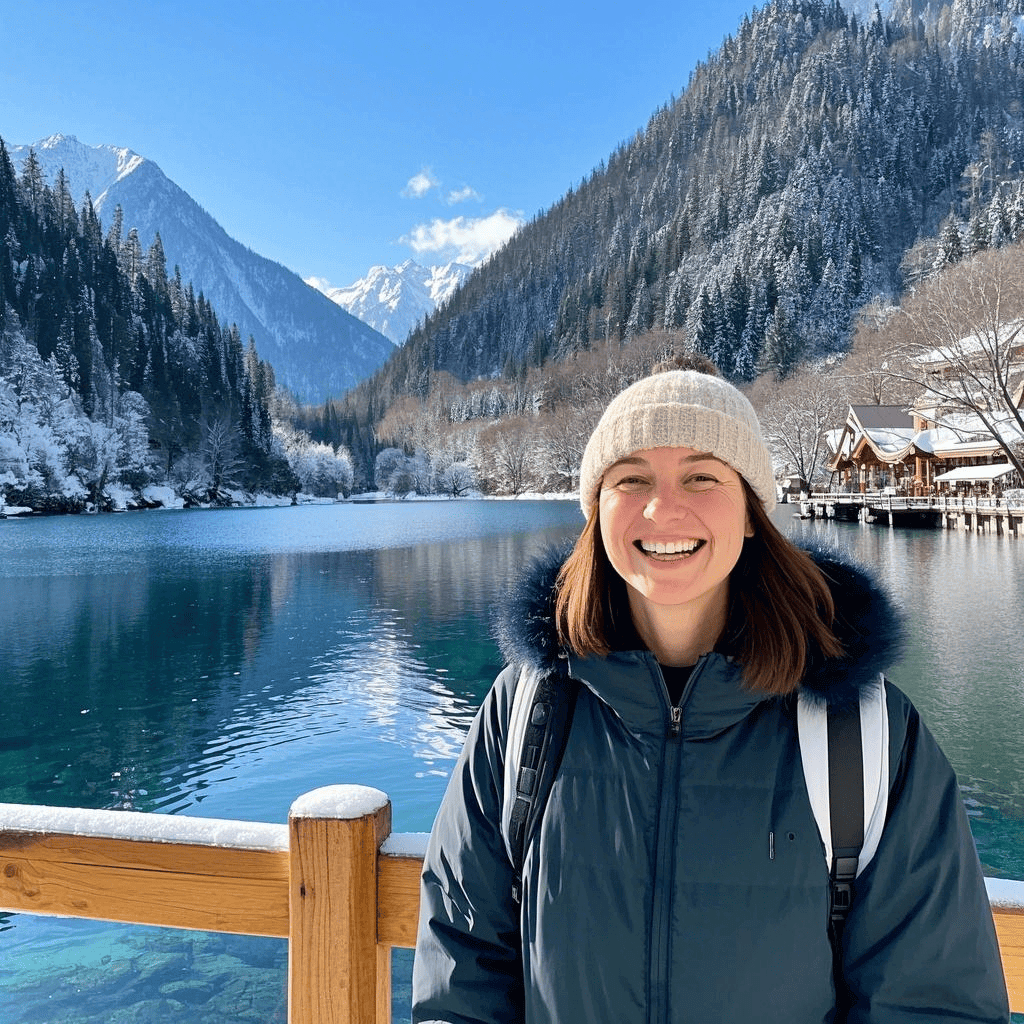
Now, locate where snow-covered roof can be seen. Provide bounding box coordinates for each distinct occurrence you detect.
[914,319,1024,368]
[933,464,1016,483]
[861,427,917,454]
[831,404,1022,468]
[824,428,844,455]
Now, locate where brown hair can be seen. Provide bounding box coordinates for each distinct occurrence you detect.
[554,479,843,695]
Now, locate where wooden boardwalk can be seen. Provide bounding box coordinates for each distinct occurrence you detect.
[800,492,1024,535]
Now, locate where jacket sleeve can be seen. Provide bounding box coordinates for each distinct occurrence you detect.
[840,683,1009,1023]
[412,666,524,1024]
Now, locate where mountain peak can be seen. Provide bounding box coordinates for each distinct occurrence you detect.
[310,260,472,344]
[37,132,79,148]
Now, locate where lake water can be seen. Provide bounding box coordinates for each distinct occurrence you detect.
[0,500,1021,1022]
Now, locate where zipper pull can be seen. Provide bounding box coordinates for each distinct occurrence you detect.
[669,705,682,737]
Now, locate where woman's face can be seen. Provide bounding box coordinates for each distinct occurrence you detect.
[598,446,753,623]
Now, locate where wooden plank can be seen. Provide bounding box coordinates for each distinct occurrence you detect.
[993,906,1024,1014]
[1,828,288,877]
[377,852,423,948]
[0,833,290,936]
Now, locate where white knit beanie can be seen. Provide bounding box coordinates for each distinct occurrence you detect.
[579,369,776,516]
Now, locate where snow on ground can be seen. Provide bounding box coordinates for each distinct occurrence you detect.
[985,876,1024,909]
[142,484,184,509]
[2,487,581,517]
[382,832,431,858]
[106,484,134,511]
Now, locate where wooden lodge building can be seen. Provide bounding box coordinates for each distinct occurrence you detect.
[826,403,1023,497]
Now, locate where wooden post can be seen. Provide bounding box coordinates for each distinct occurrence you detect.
[288,785,391,1024]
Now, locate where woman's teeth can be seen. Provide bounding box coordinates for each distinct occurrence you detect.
[639,539,702,555]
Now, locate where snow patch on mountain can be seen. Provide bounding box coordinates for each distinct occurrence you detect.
[308,260,472,344]
[23,133,144,205]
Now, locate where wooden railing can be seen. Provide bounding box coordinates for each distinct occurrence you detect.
[806,491,1024,512]
[0,785,1021,1020]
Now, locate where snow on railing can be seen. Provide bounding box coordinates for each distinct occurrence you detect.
[0,787,1020,1019]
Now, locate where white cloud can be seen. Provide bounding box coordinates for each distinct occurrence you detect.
[447,185,481,205]
[402,209,525,266]
[402,168,440,199]
[304,275,331,294]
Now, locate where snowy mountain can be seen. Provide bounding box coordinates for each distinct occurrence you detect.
[10,134,395,403]
[309,260,472,344]
[348,0,1024,400]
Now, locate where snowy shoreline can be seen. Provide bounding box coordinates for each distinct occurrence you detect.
[0,487,580,519]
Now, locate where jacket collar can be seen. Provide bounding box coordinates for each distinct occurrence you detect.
[567,648,764,739]
[493,538,906,714]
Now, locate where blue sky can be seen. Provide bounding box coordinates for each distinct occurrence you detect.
[2,0,758,288]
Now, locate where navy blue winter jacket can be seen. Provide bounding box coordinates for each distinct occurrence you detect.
[413,545,1008,1023]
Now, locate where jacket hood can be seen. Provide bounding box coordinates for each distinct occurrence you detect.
[493,538,906,708]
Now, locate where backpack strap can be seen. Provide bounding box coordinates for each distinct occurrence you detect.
[826,701,864,927]
[797,675,890,928]
[502,665,579,903]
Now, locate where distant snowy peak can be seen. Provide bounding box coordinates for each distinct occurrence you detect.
[14,133,145,209]
[310,260,472,344]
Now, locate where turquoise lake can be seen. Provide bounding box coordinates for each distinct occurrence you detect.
[0,500,1020,1022]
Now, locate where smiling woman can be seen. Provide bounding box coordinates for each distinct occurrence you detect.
[597,446,752,666]
[412,354,1010,1024]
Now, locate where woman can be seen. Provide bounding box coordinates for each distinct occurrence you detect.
[413,358,1008,1023]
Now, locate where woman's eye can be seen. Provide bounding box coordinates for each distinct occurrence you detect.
[685,474,719,490]
[613,475,649,489]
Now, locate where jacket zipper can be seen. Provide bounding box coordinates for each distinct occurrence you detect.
[649,659,704,1023]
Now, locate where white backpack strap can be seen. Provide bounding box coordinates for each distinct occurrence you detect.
[859,675,889,873]
[502,665,540,863]
[797,675,889,877]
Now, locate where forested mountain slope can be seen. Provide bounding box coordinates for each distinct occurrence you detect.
[0,141,295,511]
[10,135,395,403]
[347,0,1024,422]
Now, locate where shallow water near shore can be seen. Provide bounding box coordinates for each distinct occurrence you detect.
[0,500,1020,1021]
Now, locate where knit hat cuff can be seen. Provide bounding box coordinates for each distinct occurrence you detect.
[579,376,777,516]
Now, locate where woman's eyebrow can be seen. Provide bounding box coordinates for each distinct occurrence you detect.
[606,452,728,472]
[682,452,728,466]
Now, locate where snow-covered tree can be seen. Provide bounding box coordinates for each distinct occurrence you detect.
[883,245,1024,480]
[756,365,848,488]
[273,421,353,497]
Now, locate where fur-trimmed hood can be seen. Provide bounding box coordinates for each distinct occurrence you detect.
[493,539,906,708]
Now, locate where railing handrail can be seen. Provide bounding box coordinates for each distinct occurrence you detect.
[805,490,1024,510]
[0,792,1020,1019]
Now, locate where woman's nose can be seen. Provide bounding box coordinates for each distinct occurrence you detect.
[643,486,688,521]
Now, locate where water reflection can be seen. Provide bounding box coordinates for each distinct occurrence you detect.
[0,504,581,831]
[779,511,1024,846]
[0,502,584,1024]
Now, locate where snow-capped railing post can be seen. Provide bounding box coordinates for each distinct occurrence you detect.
[288,786,392,1024]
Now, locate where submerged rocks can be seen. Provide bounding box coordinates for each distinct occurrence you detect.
[3,929,287,1023]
